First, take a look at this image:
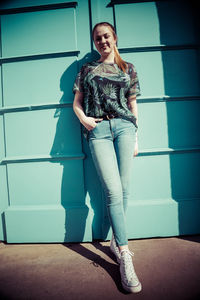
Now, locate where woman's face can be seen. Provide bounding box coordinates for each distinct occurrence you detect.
[93,25,117,57]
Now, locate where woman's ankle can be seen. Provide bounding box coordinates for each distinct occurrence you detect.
[119,245,129,253]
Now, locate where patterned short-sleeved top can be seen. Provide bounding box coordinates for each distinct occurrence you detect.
[73,60,140,136]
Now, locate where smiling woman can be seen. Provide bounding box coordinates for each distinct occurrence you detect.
[92,22,128,72]
[73,22,142,294]
[93,24,116,55]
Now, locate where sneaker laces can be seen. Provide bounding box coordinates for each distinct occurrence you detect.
[120,250,139,284]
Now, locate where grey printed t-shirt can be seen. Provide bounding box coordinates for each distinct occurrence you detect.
[73,61,140,137]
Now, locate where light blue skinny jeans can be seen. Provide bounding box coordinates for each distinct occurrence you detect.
[88,118,137,246]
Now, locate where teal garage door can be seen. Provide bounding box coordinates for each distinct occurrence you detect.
[0,0,199,243]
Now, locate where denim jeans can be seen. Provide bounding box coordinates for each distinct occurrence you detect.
[88,118,137,246]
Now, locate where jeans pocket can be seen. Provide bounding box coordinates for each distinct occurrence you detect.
[120,118,134,126]
[120,118,138,134]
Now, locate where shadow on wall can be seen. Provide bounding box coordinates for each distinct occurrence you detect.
[50,50,110,242]
[156,0,200,235]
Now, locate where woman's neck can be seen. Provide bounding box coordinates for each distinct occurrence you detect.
[98,52,115,64]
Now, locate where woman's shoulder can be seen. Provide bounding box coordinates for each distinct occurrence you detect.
[125,61,136,70]
[125,61,138,75]
[80,60,97,69]
[78,61,97,74]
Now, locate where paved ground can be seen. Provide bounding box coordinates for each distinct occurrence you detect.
[0,235,200,300]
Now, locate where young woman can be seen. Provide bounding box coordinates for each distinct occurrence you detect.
[73,22,142,293]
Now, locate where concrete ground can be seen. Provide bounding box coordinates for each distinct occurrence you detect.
[0,235,200,300]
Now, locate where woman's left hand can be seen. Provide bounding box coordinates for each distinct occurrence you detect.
[134,140,139,156]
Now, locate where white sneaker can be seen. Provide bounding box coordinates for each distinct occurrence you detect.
[110,234,121,264]
[120,249,142,293]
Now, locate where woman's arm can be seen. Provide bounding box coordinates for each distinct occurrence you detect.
[128,95,138,125]
[73,91,103,131]
[128,95,139,156]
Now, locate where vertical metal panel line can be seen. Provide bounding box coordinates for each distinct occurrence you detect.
[88,0,94,52]
[0,16,11,207]
[112,4,117,34]
[74,7,78,51]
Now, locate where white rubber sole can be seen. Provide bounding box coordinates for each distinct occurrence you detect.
[122,281,142,293]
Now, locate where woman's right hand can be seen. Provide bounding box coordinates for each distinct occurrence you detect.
[80,116,103,131]
[72,91,103,130]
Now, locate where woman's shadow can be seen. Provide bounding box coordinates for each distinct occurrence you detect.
[50,51,126,292]
[62,241,128,293]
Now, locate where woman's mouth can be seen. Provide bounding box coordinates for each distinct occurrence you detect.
[101,45,108,50]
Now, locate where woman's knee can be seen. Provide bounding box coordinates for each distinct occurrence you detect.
[105,187,123,205]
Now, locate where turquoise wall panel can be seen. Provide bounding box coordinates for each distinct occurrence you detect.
[75,1,90,59]
[90,0,113,27]
[166,100,200,149]
[3,57,77,106]
[116,0,196,48]
[5,204,92,243]
[5,205,68,243]
[123,50,200,97]
[160,50,200,97]
[130,153,200,202]
[116,2,160,47]
[155,0,197,46]
[126,198,200,238]
[1,8,76,57]
[126,199,180,238]
[7,160,85,206]
[169,152,200,200]
[122,51,165,97]
[130,155,171,201]
[5,108,82,157]
[138,102,169,150]
[5,158,93,243]
[138,100,200,151]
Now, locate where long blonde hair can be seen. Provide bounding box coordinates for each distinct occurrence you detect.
[92,22,127,73]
